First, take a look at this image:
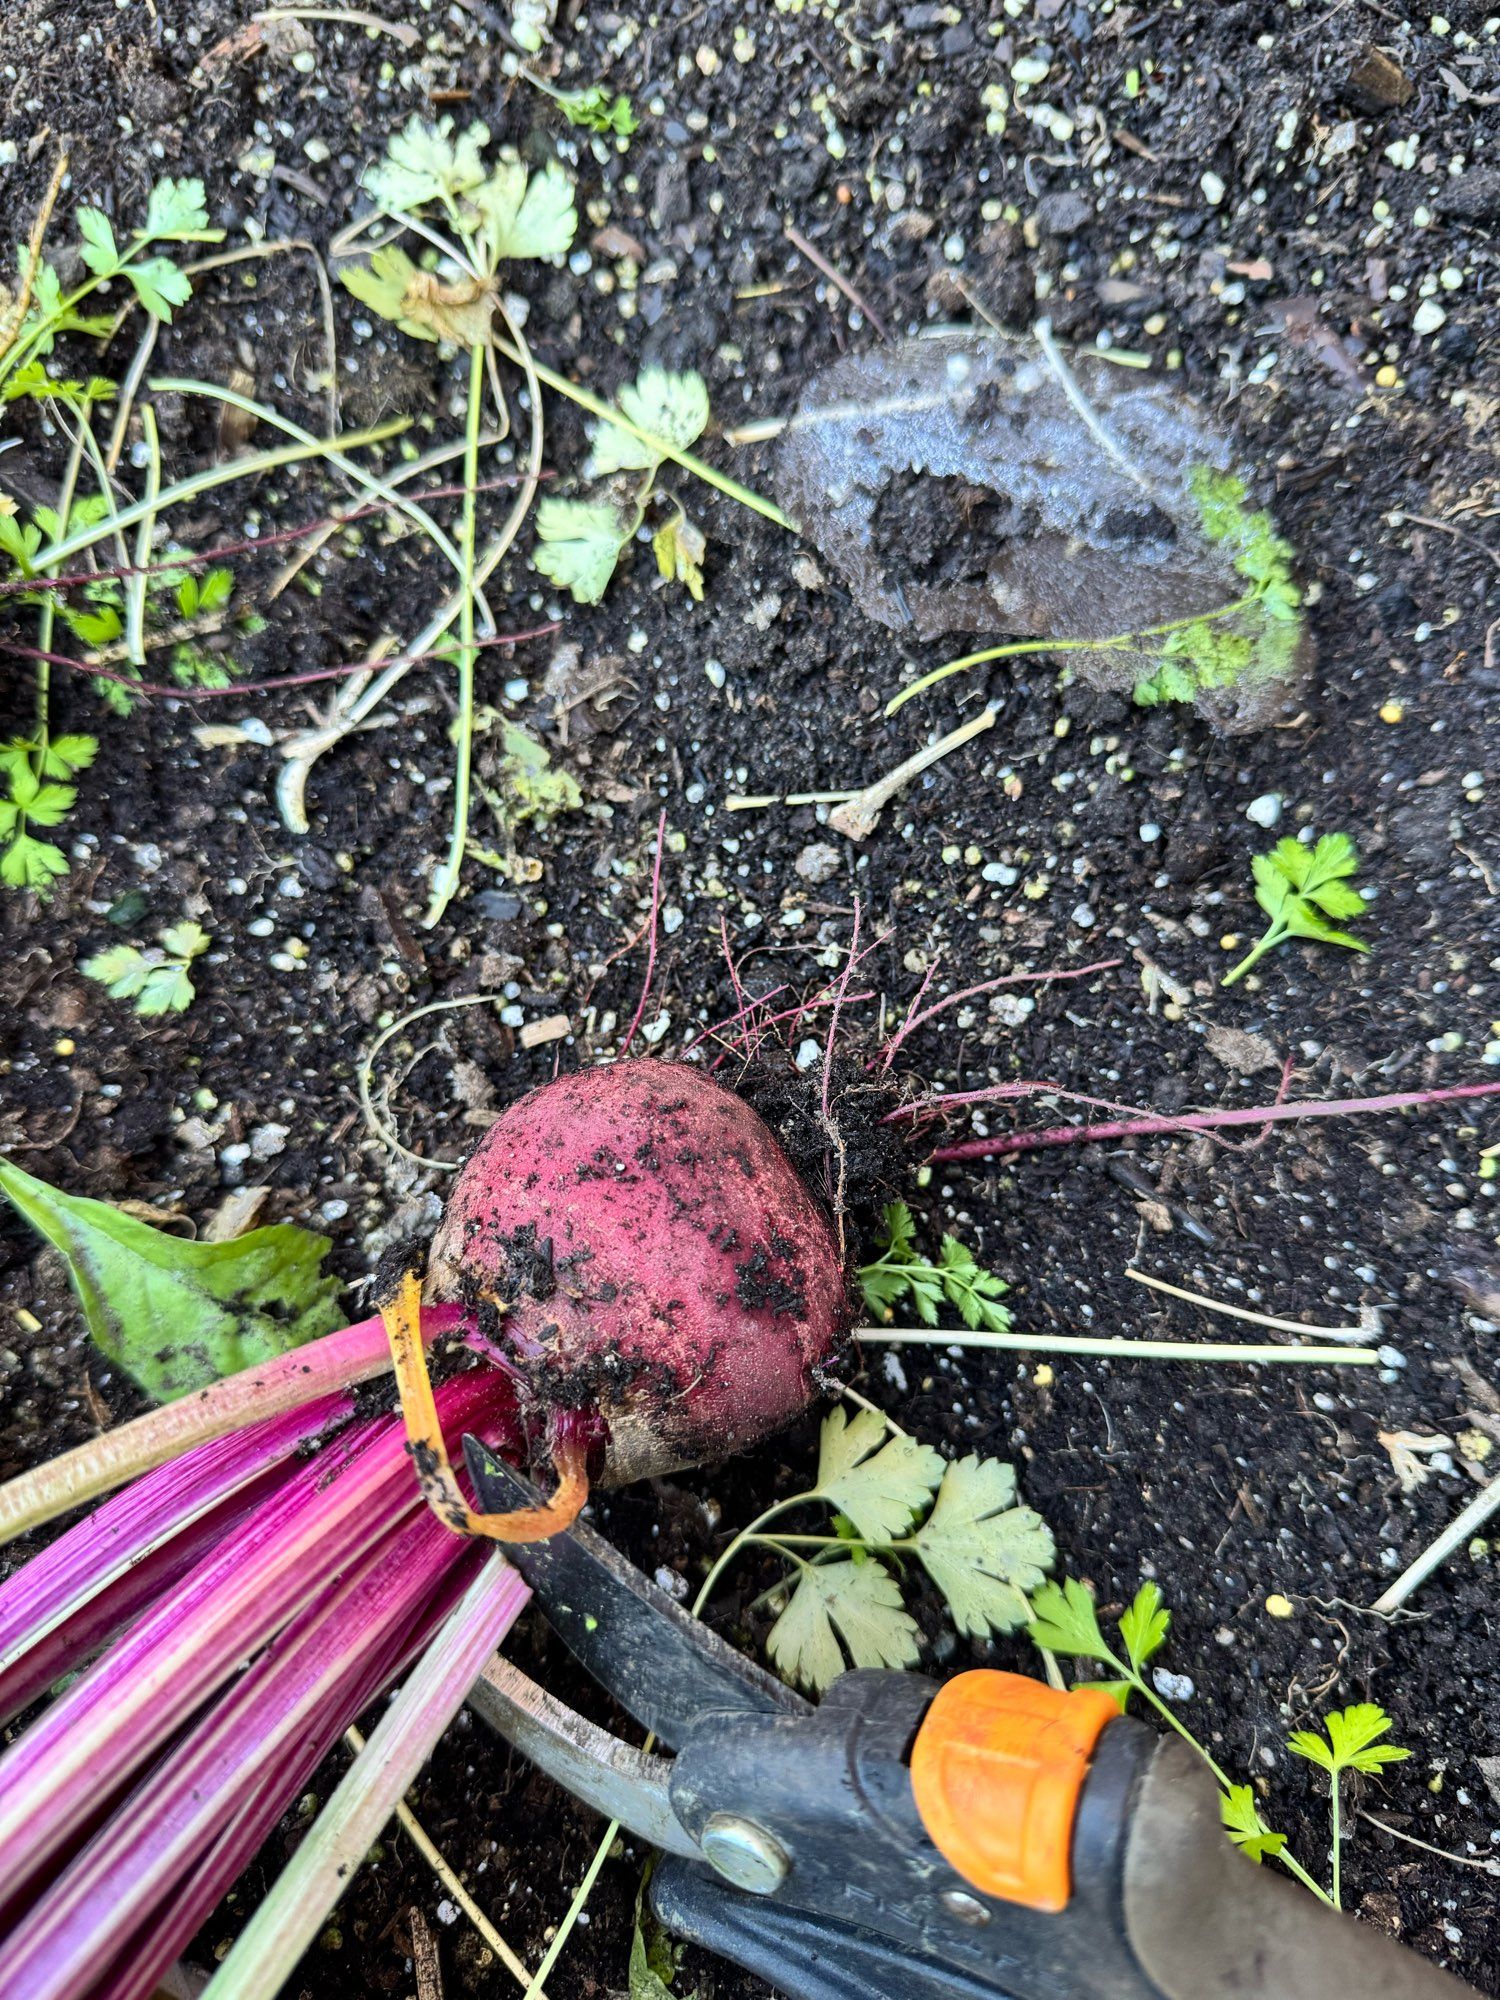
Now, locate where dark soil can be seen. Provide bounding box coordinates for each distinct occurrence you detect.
[3,2,1499,1996]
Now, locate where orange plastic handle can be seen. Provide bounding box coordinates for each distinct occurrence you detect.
[909,1670,1121,1914]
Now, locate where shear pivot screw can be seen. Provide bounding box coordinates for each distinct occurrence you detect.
[940,1889,991,1927]
[700,1814,789,1894]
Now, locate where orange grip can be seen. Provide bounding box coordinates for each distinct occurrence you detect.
[910,1670,1120,1914]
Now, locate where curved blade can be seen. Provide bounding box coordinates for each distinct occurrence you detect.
[463,1438,808,1748]
[469,1655,697,1857]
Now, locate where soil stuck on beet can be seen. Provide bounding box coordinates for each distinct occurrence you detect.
[426,1060,851,1484]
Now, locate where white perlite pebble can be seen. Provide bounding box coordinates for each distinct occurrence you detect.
[1246,792,1283,828]
[1153,1669,1196,1702]
[1200,171,1226,206]
[1413,299,1447,335]
[795,1037,822,1071]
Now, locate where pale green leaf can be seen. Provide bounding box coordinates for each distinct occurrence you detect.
[76,207,118,274]
[158,919,211,961]
[365,117,490,215]
[338,245,438,342]
[1221,1784,1286,1863]
[766,1559,921,1694]
[82,942,155,999]
[589,367,710,476]
[552,86,638,138]
[0,1157,344,1401]
[143,176,215,241]
[471,159,577,264]
[1,833,70,891]
[532,496,630,604]
[1118,1581,1170,1672]
[1291,1703,1410,1777]
[812,1404,944,1542]
[1026,1576,1113,1664]
[22,782,77,829]
[136,963,197,1015]
[41,735,98,778]
[914,1454,1054,1638]
[127,256,193,321]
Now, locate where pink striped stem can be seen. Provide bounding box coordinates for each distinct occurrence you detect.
[0,1304,469,1547]
[95,1545,485,2000]
[204,1550,531,2000]
[5,1507,500,2000]
[0,1396,349,1696]
[0,1367,517,1901]
[928,1080,1500,1165]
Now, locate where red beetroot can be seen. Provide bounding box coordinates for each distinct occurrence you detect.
[427,1059,850,1484]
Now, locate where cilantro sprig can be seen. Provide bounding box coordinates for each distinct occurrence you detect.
[700,1403,1053,1695]
[857,1200,1013,1335]
[1222,832,1369,987]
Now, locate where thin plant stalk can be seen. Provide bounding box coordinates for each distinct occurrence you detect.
[31,429,86,769]
[125,402,161,668]
[148,379,476,598]
[424,339,488,927]
[26,417,409,572]
[1370,1467,1500,1615]
[490,332,794,530]
[854,1325,1379,1365]
[885,595,1259,717]
[202,1551,530,2000]
[928,1080,1500,1165]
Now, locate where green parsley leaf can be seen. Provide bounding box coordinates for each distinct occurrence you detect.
[1224,832,1369,986]
[0,831,69,891]
[766,1558,921,1693]
[470,159,577,266]
[76,207,118,274]
[1287,1703,1410,1778]
[0,1156,343,1401]
[1118,1580,1170,1673]
[1026,1577,1114,1664]
[365,116,491,215]
[338,244,439,341]
[811,1404,944,1542]
[127,255,194,321]
[913,1453,1054,1637]
[552,85,638,138]
[143,176,216,241]
[83,917,211,1016]
[532,496,632,604]
[588,366,711,477]
[1220,1784,1287,1864]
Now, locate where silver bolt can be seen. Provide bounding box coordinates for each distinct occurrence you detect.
[941,1889,991,1927]
[700,1813,789,1895]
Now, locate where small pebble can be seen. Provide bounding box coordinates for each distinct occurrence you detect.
[1413,299,1447,335]
[1153,1669,1195,1702]
[1265,1593,1295,1619]
[1245,792,1283,829]
[1200,170,1226,206]
[795,1037,822,1072]
[795,841,841,886]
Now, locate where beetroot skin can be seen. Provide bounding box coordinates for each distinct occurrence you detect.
[426,1059,851,1485]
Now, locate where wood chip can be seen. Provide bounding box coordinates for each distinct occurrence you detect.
[410,1905,443,2000]
[519,1014,571,1050]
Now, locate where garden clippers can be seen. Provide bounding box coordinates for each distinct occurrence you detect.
[463,1443,1479,2000]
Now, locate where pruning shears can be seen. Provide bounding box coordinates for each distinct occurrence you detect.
[463,1443,1479,2000]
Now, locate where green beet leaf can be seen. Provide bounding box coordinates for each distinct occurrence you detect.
[0,1157,343,1401]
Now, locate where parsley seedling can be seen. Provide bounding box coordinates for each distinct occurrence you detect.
[857,1200,1013,1335]
[1288,1703,1409,1907]
[83,919,210,1016]
[1222,831,1369,987]
[0,734,96,895]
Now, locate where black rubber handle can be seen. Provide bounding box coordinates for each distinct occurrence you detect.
[1122,1739,1482,2000]
[652,1858,1014,2000]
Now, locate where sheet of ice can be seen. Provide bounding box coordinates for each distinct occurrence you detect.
[773,334,1308,730]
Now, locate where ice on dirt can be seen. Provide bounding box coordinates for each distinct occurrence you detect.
[773,333,1310,731]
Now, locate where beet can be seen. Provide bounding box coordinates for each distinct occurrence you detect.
[427,1059,850,1485]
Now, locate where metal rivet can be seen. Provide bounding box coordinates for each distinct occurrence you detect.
[700,1813,789,1895]
[940,1889,991,1927]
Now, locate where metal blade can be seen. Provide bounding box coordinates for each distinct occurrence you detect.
[468,1656,698,1858]
[463,1438,808,1748]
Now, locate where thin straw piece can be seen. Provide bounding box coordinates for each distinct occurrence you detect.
[1370,1470,1500,1614]
[1126,1267,1375,1343]
[855,1326,1380,1366]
